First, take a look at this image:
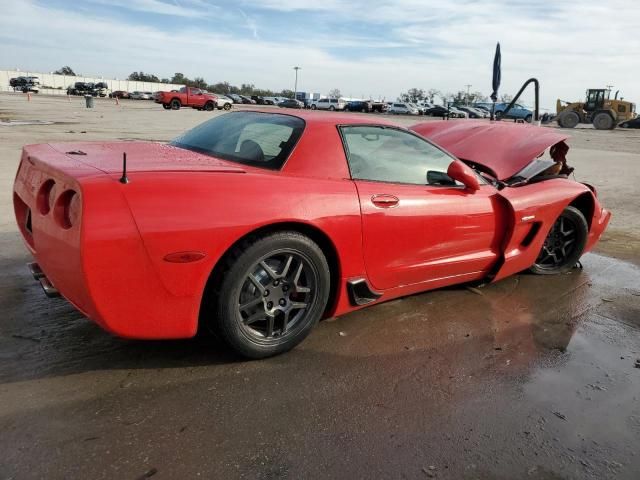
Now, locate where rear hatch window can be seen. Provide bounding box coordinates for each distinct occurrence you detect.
[171,112,305,170]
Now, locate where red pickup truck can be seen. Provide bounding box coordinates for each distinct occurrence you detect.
[156,87,218,111]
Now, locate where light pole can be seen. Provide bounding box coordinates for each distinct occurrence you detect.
[293,66,301,100]
[465,84,472,105]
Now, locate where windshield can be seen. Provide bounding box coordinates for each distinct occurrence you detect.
[170,111,305,170]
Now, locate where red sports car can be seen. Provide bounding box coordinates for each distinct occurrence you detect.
[13,111,610,358]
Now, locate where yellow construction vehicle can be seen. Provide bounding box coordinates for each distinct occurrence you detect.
[556,88,636,130]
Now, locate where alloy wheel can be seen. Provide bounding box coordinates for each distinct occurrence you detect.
[535,216,577,270]
[237,250,317,341]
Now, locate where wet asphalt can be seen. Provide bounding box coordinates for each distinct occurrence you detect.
[1,95,640,479]
[2,244,640,479]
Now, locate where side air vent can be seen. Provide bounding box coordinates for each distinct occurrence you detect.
[347,278,382,306]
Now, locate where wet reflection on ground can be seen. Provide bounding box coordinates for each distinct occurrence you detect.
[1,251,639,479]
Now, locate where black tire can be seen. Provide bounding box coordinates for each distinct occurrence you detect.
[329,106,335,111]
[593,112,614,130]
[170,99,181,110]
[557,110,580,128]
[204,101,215,111]
[223,103,232,111]
[530,206,588,275]
[211,232,330,358]
[495,110,503,119]
[525,114,533,123]
[162,104,171,110]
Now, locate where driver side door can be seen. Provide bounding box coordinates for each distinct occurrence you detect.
[341,125,504,291]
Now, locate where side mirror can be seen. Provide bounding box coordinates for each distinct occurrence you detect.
[447,160,480,192]
[427,170,457,186]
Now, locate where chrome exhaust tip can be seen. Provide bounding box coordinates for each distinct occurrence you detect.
[28,262,44,280]
[39,277,60,298]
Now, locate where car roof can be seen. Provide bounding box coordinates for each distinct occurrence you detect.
[243,109,397,127]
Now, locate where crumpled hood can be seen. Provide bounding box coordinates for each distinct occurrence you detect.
[47,141,245,174]
[410,120,569,181]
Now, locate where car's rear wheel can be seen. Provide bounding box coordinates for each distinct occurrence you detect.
[530,206,588,275]
[495,110,503,119]
[162,104,171,110]
[525,114,533,123]
[223,103,232,110]
[170,99,181,110]
[212,232,330,358]
[204,101,215,111]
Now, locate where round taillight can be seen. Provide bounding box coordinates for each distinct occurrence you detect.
[37,179,56,215]
[54,190,80,229]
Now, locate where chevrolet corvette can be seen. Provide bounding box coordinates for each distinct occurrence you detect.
[13,110,610,358]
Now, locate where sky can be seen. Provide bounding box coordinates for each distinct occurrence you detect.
[1,0,639,110]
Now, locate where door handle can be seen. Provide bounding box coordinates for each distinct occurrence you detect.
[371,194,399,208]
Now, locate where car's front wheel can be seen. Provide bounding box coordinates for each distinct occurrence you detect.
[211,232,331,358]
[530,206,588,275]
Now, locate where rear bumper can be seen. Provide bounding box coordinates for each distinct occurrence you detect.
[13,149,200,340]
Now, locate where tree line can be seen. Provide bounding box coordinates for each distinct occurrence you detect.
[128,71,296,98]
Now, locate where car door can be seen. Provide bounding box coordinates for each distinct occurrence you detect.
[341,125,504,291]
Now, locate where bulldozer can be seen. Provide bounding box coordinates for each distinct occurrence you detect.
[556,88,636,130]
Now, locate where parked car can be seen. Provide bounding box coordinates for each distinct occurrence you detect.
[143,91,154,100]
[408,103,425,115]
[278,99,304,109]
[10,76,40,93]
[67,82,93,96]
[251,95,266,105]
[477,102,533,122]
[215,95,234,110]
[94,82,110,97]
[619,117,640,128]
[226,93,243,104]
[312,98,346,111]
[448,106,469,118]
[109,91,130,99]
[424,105,450,117]
[369,101,388,113]
[457,106,486,118]
[345,101,371,112]
[239,95,256,104]
[387,103,420,115]
[13,111,610,358]
[155,87,218,110]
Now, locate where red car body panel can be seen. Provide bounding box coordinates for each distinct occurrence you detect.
[13,112,610,340]
[410,120,569,180]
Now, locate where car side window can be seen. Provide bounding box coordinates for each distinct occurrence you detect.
[341,126,457,186]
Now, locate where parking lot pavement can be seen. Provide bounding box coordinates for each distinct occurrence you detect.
[1,93,640,479]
